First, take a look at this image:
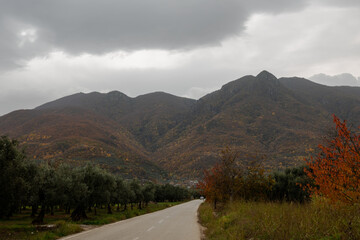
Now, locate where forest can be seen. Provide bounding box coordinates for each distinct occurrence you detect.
[0,135,194,226]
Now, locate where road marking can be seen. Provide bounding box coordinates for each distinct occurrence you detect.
[147,226,155,232]
[158,219,164,224]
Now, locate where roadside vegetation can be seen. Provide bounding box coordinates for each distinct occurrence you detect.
[199,199,360,240]
[0,135,196,240]
[198,115,360,239]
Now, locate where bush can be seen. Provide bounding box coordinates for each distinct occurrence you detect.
[270,166,312,203]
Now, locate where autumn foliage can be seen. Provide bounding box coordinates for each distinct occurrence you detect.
[305,115,360,204]
[197,148,272,208]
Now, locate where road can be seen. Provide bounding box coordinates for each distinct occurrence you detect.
[61,200,203,240]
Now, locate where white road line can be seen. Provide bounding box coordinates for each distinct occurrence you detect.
[158,219,164,224]
[147,226,155,232]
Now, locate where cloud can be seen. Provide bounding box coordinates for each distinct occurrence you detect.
[309,73,360,86]
[0,0,308,71]
[315,0,360,7]
[1,1,360,116]
[183,87,219,99]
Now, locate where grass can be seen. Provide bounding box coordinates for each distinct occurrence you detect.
[198,199,360,240]
[0,202,181,240]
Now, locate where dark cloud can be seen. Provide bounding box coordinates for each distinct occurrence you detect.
[0,0,307,70]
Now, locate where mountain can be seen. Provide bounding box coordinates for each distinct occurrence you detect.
[0,106,166,180]
[1,71,360,179]
[153,71,332,176]
[309,73,360,87]
[279,77,360,126]
[37,91,196,152]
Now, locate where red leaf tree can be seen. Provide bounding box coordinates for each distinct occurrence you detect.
[197,162,224,209]
[305,115,360,204]
[197,148,244,208]
[198,147,274,208]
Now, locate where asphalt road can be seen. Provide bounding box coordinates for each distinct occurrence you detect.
[61,200,203,240]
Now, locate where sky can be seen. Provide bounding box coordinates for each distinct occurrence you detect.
[1,0,360,116]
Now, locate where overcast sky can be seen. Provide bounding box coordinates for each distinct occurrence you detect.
[1,0,360,116]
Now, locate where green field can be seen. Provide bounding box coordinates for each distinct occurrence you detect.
[0,202,180,240]
[198,200,360,240]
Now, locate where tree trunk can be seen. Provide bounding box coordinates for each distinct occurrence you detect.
[123,203,127,211]
[46,205,51,214]
[94,205,97,215]
[65,205,71,214]
[71,204,87,221]
[32,204,45,225]
[107,204,112,214]
[50,206,54,216]
[138,201,142,210]
[117,203,120,211]
[31,205,38,218]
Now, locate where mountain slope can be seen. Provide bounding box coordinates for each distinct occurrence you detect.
[0,107,165,179]
[279,77,360,125]
[37,91,196,151]
[153,71,331,176]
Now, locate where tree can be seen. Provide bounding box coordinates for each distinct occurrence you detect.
[0,136,27,218]
[198,148,274,208]
[197,163,223,209]
[305,115,360,204]
[270,166,311,203]
[82,164,116,215]
[142,182,155,207]
[114,177,126,211]
[240,162,272,201]
[198,148,245,208]
[130,180,143,209]
[31,164,59,224]
[69,167,89,221]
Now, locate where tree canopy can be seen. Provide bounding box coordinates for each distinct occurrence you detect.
[0,136,194,223]
[305,115,360,204]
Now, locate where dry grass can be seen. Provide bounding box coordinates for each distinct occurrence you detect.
[198,199,360,240]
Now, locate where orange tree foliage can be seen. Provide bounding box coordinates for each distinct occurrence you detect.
[197,162,224,209]
[197,148,272,208]
[305,115,360,204]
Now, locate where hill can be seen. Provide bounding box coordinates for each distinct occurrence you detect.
[0,107,165,180]
[1,71,360,179]
[152,71,333,176]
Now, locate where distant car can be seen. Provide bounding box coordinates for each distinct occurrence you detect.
[200,196,204,201]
